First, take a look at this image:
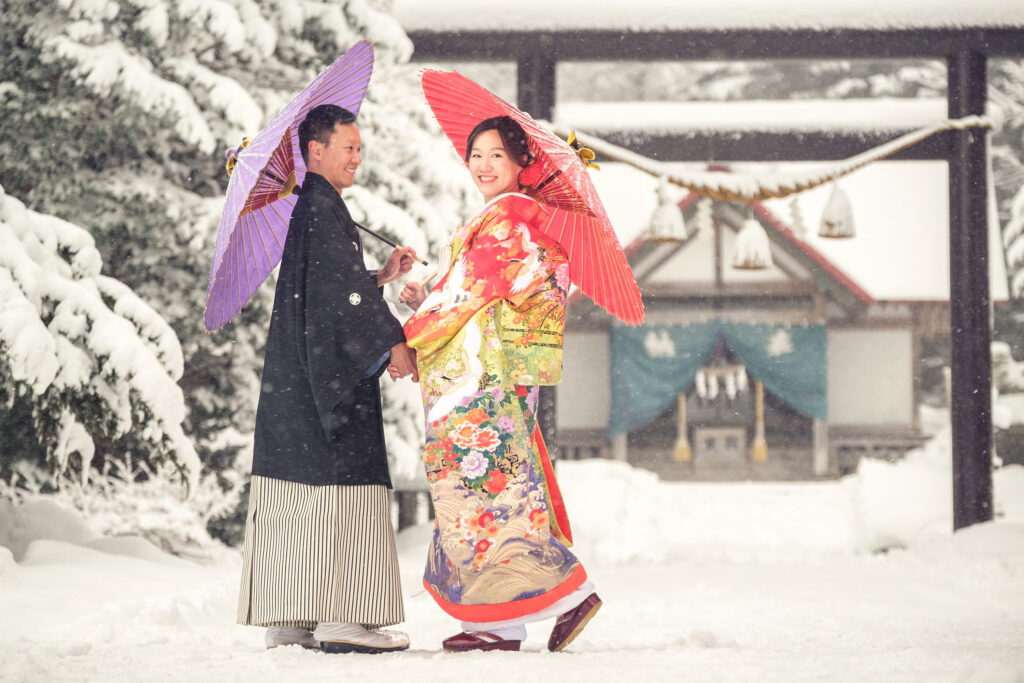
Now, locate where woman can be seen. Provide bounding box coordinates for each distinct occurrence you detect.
[397,116,601,653]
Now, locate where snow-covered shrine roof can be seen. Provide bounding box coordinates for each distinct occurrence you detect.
[555,99,949,135]
[394,0,1024,32]
[591,161,1009,303]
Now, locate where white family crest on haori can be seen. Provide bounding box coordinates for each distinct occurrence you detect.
[644,329,676,358]
[767,329,794,357]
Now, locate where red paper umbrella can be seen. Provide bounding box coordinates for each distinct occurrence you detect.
[421,70,645,325]
[205,41,374,331]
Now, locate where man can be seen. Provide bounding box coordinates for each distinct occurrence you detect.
[237,104,418,654]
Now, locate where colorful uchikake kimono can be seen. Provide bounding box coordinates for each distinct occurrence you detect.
[404,192,585,623]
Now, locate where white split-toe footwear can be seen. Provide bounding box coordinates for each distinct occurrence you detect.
[314,622,410,654]
[264,626,320,650]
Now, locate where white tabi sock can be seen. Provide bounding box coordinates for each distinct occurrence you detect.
[265,625,318,649]
[313,622,371,640]
[460,580,596,633]
[458,623,527,641]
[313,621,410,649]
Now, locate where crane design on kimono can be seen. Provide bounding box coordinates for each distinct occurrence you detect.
[422,256,485,425]
[509,223,542,295]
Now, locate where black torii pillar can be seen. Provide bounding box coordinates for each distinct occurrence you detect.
[517,52,560,453]
[947,49,994,530]
[517,48,556,122]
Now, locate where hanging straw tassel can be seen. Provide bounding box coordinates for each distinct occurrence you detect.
[751,379,768,462]
[673,393,692,462]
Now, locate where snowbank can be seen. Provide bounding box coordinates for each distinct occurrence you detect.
[851,426,1024,551]
[553,416,1024,560]
[0,498,99,561]
[5,426,1022,571]
[557,459,859,562]
[2,447,1023,682]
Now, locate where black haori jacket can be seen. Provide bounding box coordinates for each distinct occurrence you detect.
[251,172,405,487]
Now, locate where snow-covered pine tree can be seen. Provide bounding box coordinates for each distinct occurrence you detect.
[0,0,281,498]
[0,0,472,540]
[0,184,199,490]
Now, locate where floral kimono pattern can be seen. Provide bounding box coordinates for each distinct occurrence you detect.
[404,193,586,622]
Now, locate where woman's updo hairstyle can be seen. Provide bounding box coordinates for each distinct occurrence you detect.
[464,116,533,168]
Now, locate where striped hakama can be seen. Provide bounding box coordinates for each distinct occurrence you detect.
[237,475,404,630]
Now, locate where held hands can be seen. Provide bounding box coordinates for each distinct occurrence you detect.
[377,246,419,287]
[387,342,418,383]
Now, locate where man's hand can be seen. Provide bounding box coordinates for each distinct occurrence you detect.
[387,342,418,382]
[377,246,419,286]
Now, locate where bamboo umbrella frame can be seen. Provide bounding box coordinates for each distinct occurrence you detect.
[546,116,991,203]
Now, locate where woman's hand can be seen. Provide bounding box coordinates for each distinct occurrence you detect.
[398,281,427,310]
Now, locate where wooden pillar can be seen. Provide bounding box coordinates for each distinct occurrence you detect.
[516,45,555,120]
[751,379,768,462]
[673,393,692,462]
[812,419,829,476]
[947,49,994,530]
[611,431,628,462]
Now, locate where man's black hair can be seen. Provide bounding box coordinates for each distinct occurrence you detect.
[298,104,357,166]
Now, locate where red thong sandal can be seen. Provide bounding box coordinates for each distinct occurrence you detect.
[548,592,603,652]
[442,631,522,653]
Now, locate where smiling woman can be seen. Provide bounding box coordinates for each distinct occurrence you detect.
[398,114,601,654]
[464,117,533,201]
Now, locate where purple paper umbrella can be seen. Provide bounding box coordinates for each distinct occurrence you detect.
[204,40,374,331]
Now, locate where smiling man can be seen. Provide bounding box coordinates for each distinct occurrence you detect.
[236,104,419,655]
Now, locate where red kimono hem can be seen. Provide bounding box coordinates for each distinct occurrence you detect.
[423,564,588,622]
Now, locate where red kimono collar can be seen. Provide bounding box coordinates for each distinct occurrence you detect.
[477,192,550,224]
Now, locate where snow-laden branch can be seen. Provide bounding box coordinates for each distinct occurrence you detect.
[42,36,216,152]
[547,116,993,203]
[165,56,264,137]
[0,185,198,491]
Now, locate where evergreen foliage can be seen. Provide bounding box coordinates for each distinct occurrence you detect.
[0,0,472,543]
[0,185,199,490]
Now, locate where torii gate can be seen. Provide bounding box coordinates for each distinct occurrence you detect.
[401,10,1024,530]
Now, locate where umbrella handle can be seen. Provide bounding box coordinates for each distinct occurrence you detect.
[419,269,438,287]
[354,221,429,266]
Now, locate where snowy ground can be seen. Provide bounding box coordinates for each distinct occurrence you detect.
[2,433,1023,683]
